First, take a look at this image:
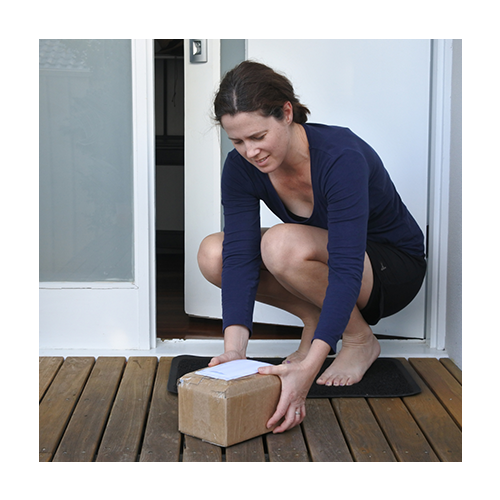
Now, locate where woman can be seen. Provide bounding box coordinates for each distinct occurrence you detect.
[197,61,426,434]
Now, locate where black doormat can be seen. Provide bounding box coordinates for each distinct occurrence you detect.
[167,355,421,398]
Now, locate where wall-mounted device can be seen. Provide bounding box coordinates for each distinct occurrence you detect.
[189,39,207,63]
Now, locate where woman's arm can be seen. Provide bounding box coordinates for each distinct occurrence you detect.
[208,325,250,366]
[220,153,262,338]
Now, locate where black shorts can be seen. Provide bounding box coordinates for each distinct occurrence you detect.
[360,241,427,325]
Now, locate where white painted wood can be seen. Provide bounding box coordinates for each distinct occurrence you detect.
[426,40,454,350]
[39,338,447,360]
[184,39,223,319]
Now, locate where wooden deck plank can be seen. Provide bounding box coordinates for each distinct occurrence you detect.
[440,358,462,384]
[332,398,397,462]
[140,357,182,462]
[409,358,462,429]
[52,357,126,462]
[38,355,463,462]
[96,357,157,462]
[266,425,310,462]
[39,357,64,402]
[400,359,462,462]
[301,399,352,462]
[226,437,266,462]
[39,357,95,456]
[182,436,223,462]
[39,453,53,462]
[368,397,440,462]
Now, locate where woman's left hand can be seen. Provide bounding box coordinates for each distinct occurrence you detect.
[257,361,317,433]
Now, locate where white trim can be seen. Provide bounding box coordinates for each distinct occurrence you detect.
[39,338,447,360]
[426,39,453,350]
[131,39,157,349]
[146,41,157,350]
[40,282,138,290]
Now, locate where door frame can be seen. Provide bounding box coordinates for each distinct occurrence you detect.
[39,39,156,351]
[425,39,454,350]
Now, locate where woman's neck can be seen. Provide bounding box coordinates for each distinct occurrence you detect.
[279,123,310,176]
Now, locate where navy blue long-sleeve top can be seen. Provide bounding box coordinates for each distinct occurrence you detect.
[221,123,425,351]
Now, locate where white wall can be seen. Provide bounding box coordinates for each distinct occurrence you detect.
[445,40,462,368]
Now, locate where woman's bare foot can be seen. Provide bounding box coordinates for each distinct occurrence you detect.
[283,349,308,364]
[316,327,380,386]
[283,319,318,364]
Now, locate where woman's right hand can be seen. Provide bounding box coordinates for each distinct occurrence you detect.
[208,324,250,366]
[208,350,246,367]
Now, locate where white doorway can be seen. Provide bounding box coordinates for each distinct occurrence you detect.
[39,39,452,354]
[184,39,433,343]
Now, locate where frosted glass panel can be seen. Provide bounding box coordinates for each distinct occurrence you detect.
[39,40,134,282]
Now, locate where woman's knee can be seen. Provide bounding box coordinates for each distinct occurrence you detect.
[197,232,223,286]
[261,224,303,273]
[261,224,319,273]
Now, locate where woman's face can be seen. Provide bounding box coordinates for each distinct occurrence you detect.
[221,103,293,174]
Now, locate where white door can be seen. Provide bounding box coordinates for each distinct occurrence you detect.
[39,39,156,350]
[184,40,223,321]
[185,39,432,341]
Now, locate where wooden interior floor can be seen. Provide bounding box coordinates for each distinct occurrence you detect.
[156,251,398,343]
[156,252,302,340]
[39,355,462,462]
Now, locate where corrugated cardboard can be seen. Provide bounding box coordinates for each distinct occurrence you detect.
[178,369,281,447]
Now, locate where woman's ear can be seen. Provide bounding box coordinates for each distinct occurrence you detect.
[283,101,293,124]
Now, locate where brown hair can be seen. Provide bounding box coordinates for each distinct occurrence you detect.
[214,61,310,125]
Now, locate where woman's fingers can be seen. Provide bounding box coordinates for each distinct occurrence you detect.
[258,363,307,433]
[208,350,246,367]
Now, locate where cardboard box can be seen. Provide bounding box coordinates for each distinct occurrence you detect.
[178,369,281,447]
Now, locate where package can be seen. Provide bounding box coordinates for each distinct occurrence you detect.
[178,366,281,447]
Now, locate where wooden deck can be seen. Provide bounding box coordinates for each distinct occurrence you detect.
[39,356,462,462]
